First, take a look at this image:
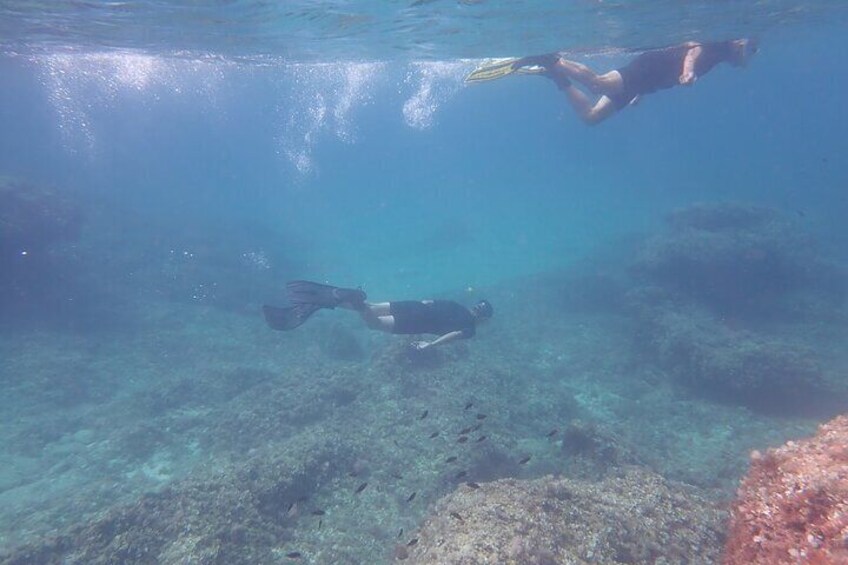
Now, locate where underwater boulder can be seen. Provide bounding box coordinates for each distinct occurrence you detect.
[629,295,836,415]
[626,202,848,415]
[632,202,821,316]
[404,467,724,564]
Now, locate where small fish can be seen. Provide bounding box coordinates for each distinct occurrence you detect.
[318,519,323,530]
[546,428,559,438]
[471,423,483,432]
[311,509,325,516]
[476,413,487,420]
[407,492,417,502]
[429,431,440,439]
[450,511,464,523]
[458,426,473,435]
[457,436,469,444]
[445,456,458,463]
[419,410,429,420]
[390,472,404,480]
[285,552,302,559]
[355,482,368,494]
[407,538,419,547]
[466,481,480,489]
[475,435,487,443]
[455,470,467,479]
[464,402,473,410]
[398,528,404,539]
[286,501,296,512]
[518,456,532,465]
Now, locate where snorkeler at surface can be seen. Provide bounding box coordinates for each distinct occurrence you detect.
[511,38,758,125]
[263,280,493,350]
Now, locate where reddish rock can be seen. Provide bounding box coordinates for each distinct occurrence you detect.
[724,415,848,564]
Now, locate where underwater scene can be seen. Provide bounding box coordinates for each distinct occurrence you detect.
[1,1,848,564]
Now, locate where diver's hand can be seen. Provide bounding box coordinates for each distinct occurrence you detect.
[679,71,696,86]
[410,340,431,351]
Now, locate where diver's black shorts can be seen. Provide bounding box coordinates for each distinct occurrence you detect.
[389,300,474,337]
[612,46,687,108]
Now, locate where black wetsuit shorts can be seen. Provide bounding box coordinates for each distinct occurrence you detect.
[610,41,733,109]
[389,300,475,338]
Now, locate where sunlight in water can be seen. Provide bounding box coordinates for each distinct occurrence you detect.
[35,51,478,171]
[38,52,225,153]
[277,61,383,174]
[403,61,471,130]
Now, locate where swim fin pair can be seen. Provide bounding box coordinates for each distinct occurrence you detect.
[263,280,366,331]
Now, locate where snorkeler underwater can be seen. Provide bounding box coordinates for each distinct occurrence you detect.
[1,2,848,563]
[263,280,493,353]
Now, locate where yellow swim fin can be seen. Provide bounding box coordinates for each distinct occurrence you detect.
[465,58,549,83]
[465,58,519,83]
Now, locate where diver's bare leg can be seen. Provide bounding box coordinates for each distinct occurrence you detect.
[351,302,394,332]
[562,88,619,125]
[554,59,623,95]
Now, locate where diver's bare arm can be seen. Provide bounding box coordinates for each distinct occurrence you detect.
[680,45,703,85]
[415,331,464,349]
[431,331,464,347]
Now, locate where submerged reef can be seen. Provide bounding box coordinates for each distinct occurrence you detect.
[1,441,347,565]
[724,414,848,564]
[4,200,845,562]
[627,202,848,415]
[403,466,724,564]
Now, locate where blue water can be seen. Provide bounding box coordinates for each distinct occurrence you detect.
[1,2,848,563]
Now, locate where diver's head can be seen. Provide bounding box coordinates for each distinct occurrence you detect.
[471,299,493,321]
[730,38,759,66]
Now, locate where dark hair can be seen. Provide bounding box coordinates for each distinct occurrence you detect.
[472,300,493,319]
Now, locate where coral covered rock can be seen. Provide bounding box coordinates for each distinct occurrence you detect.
[404,467,724,564]
[724,415,848,564]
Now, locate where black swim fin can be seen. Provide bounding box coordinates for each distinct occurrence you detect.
[286,280,366,308]
[263,303,321,331]
[512,52,560,72]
